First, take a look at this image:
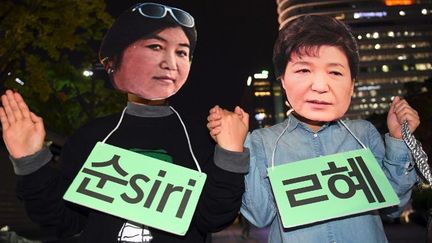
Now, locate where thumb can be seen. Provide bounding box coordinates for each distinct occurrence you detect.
[234,106,243,117]
[30,112,45,132]
[389,96,400,114]
[237,107,249,127]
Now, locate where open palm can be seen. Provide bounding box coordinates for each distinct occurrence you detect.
[0,90,46,158]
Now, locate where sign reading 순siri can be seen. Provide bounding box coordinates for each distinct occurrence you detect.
[63,142,206,236]
[267,148,400,228]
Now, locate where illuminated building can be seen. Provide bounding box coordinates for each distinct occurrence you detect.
[275,0,432,119]
[242,70,285,129]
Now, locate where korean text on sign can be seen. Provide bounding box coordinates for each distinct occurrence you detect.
[63,142,206,236]
[268,148,399,228]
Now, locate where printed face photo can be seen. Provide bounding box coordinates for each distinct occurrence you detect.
[281,45,354,130]
[113,27,191,100]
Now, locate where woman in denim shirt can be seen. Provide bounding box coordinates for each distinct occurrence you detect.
[208,15,419,242]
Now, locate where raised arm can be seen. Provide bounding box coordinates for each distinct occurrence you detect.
[377,96,420,217]
[1,90,87,237]
[196,105,250,232]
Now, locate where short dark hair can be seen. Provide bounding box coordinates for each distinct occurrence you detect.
[273,15,359,80]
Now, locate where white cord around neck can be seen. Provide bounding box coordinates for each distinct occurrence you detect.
[169,106,201,173]
[338,120,366,149]
[270,112,366,170]
[101,106,202,173]
[102,107,127,144]
[270,109,294,170]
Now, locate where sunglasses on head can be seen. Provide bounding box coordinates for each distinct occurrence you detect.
[132,2,195,28]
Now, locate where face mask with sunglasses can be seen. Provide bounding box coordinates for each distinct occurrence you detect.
[132,2,195,28]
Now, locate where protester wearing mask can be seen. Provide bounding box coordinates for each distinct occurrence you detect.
[208,15,419,242]
[0,2,249,242]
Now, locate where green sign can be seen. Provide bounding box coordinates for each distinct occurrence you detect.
[63,142,207,236]
[267,148,399,228]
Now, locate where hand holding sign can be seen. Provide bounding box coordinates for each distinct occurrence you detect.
[0,90,46,159]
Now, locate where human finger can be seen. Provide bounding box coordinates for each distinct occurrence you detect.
[209,105,222,114]
[207,111,222,122]
[393,102,419,123]
[30,112,45,133]
[210,127,221,137]
[0,108,10,130]
[207,119,222,130]
[1,91,16,124]
[393,100,417,117]
[209,105,218,114]
[388,96,400,114]
[7,90,24,120]
[234,106,244,118]
[14,92,31,119]
[396,107,419,122]
[396,108,420,132]
[6,90,24,121]
[239,107,249,128]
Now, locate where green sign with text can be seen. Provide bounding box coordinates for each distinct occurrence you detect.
[267,148,399,228]
[63,142,207,236]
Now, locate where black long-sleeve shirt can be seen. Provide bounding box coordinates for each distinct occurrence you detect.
[13,103,249,242]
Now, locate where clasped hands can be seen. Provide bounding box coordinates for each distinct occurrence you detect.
[207,105,249,152]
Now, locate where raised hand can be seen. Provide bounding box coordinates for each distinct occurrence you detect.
[207,105,249,152]
[0,90,46,158]
[387,96,420,139]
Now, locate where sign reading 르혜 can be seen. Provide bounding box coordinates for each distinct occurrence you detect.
[63,142,207,236]
[267,148,400,228]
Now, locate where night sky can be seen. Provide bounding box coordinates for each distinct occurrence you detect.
[105,0,279,116]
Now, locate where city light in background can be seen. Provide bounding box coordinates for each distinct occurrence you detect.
[82,70,94,77]
[244,0,431,128]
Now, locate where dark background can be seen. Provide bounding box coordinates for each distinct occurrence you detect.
[106,0,279,116]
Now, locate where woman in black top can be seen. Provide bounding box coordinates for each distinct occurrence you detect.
[0,2,249,242]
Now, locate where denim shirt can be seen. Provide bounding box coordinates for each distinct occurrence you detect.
[241,114,417,243]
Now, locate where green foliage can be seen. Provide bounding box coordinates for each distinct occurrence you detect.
[0,0,125,135]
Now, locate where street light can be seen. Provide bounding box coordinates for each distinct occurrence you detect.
[83,70,94,77]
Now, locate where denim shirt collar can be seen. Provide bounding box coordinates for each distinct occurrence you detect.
[284,113,341,134]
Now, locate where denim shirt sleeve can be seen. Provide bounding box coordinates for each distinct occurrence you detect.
[367,124,417,217]
[240,132,277,228]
